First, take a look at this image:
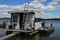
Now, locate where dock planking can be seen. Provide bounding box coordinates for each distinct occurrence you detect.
[0,32,17,40]
[6,29,32,32]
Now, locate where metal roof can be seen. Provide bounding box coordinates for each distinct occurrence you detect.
[8,10,34,13]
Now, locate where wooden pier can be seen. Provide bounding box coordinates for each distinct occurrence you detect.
[0,32,17,40]
[6,29,38,35]
[6,29,32,32]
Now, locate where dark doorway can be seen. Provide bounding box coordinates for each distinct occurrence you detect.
[19,13,24,29]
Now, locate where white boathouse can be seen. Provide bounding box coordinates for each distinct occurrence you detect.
[6,10,42,35]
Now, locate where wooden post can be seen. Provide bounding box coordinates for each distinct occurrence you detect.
[11,14,13,29]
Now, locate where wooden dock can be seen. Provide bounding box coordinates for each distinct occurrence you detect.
[6,29,38,35]
[0,28,38,40]
[0,32,17,40]
[6,29,32,32]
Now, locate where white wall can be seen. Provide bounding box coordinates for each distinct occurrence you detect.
[35,22,42,30]
[28,14,35,27]
[24,14,35,30]
[28,14,34,20]
[34,12,43,30]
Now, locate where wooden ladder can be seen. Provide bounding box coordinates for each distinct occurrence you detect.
[22,12,28,30]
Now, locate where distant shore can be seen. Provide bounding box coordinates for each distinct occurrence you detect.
[42,18,60,20]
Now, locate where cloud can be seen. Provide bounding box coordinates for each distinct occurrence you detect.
[34,0,46,2]
[29,0,60,10]
[0,0,50,13]
[40,12,53,18]
[29,1,45,10]
[0,0,60,18]
[40,0,46,2]
[48,0,60,10]
[0,5,8,8]
[53,0,60,2]
[0,0,60,13]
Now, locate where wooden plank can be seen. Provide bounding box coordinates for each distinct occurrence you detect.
[7,29,32,32]
[0,32,17,40]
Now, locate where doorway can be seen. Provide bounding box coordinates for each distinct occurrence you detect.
[19,13,24,29]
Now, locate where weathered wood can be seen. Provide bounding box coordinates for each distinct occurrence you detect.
[6,29,32,32]
[0,32,17,40]
[6,29,38,35]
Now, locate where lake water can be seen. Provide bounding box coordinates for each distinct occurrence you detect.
[0,29,6,37]
[1,20,60,40]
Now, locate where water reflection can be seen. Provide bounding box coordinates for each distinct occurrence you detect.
[5,31,54,40]
[39,30,54,37]
[0,29,6,37]
[5,20,56,40]
[5,35,36,40]
[1,20,60,40]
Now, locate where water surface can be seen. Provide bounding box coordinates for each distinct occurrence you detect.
[1,20,60,40]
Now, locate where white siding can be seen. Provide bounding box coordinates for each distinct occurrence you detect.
[28,14,34,20]
[35,12,42,30]
[28,14,35,28]
[35,22,42,30]
[24,14,35,30]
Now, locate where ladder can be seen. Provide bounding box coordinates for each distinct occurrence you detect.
[22,3,29,30]
[22,11,28,30]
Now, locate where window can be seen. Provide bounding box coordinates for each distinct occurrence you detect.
[13,15,18,22]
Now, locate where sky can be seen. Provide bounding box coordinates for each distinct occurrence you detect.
[0,0,60,18]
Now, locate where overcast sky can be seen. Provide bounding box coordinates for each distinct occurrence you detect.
[0,0,60,18]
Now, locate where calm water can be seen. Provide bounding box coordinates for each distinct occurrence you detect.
[1,20,60,40]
